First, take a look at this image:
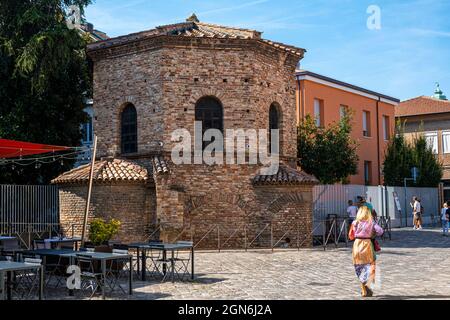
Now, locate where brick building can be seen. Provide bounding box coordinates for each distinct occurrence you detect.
[296,70,400,185]
[396,83,450,199]
[53,16,318,248]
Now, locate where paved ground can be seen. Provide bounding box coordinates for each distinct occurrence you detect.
[50,228,450,300]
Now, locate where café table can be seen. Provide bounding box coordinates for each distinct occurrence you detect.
[128,242,194,282]
[0,261,44,300]
[34,238,82,250]
[24,249,133,300]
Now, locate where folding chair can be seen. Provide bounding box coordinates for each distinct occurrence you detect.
[146,243,169,281]
[42,254,69,289]
[76,254,103,299]
[11,258,42,300]
[171,242,193,281]
[33,240,47,250]
[2,239,22,261]
[104,249,129,294]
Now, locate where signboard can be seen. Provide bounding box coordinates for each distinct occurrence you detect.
[412,167,419,183]
[393,192,401,211]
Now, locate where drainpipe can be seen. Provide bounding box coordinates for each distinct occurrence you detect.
[296,77,301,124]
[376,97,381,186]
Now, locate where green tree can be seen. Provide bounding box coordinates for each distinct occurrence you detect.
[297,114,359,185]
[382,122,414,186]
[0,0,92,184]
[382,122,443,187]
[411,135,443,187]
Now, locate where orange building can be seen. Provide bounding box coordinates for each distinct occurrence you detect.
[296,70,400,186]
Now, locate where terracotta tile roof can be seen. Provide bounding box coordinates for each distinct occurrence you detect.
[87,19,304,57]
[52,159,149,184]
[396,96,450,117]
[252,164,319,186]
[152,156,169,174]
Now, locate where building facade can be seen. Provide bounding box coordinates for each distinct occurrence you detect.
[296,70,399,186]
[54,16,319,247]
[396,83,450,199]
[74,24,109,167]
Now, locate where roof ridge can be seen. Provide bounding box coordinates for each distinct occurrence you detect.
[197,22,260,34]
[400,95,450,104]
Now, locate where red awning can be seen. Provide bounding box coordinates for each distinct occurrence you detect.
[0,139,71,159]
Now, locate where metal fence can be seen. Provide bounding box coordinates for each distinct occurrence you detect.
[313,184,439,229]
[0,185,59,236]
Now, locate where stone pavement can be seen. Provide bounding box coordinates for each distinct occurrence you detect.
[51,228,450,300]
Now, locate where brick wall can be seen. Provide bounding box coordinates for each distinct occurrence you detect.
[58,183,156,243]
[152,160,314,248]
[87,35,314,249]
[92,37,298,160]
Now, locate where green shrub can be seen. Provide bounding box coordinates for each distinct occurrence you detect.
[88,218,121,246]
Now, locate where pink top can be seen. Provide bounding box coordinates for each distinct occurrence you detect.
[352,220,384,239]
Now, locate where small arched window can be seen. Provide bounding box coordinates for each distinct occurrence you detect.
[195,97,223,149]
[121,104,138,154]
[269,104,281,154]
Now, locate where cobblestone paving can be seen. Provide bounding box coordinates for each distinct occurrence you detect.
[49,228,450,300]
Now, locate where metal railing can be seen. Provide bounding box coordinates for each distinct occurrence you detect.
[0,185,59,235]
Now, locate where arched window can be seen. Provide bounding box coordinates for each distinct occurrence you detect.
[121,104,138,154]
[195,97,223,149]
[269,104,281,154]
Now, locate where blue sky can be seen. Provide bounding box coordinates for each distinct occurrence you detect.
[85,0,450,101]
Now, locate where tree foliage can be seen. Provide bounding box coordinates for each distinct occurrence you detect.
[297,114,359,185]
[0,0,92,184]
[383,122,443,187]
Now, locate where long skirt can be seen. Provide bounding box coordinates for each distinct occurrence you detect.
[352,239,377,286]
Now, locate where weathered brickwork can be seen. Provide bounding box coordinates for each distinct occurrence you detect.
[58,183,156,243]
[54,19,317,248]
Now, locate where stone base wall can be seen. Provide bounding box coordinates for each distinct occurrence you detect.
[153,161,314,249]
[58,183,156,243]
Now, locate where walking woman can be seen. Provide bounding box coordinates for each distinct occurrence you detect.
[349,206,384,297]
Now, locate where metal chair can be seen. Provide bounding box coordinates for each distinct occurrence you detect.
[171,242,193,281]
[104,249,129,294]
[76,254,103,299]
[145,243,169,281]
[2,239,22,261]
[11,258,42,300]
[33,240,47,250]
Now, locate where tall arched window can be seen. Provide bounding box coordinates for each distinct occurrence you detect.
[121,103,138,154]
[195,97,223,149]
[269,103,281,154]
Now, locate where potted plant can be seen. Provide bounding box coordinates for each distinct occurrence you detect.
[88,218,121,252]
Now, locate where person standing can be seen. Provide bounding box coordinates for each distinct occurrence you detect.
[348,206,384,297]
[347,200,358,225]
[442,202,450,236]
[411,197,422,230]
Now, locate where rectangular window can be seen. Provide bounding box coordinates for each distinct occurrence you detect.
[382,115,390,141]
[363,111,371,137]
[425,132,438,154]
[340,105,348,120]
[364,161,372,185]
[81,116,93,144]
[443,131,450,154]
[314,99,324,127]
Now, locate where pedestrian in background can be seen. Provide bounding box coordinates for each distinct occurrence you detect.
[442,202,450,236]
[348,206,384,297]
[411,197,422,230]
[347,200,358,225]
